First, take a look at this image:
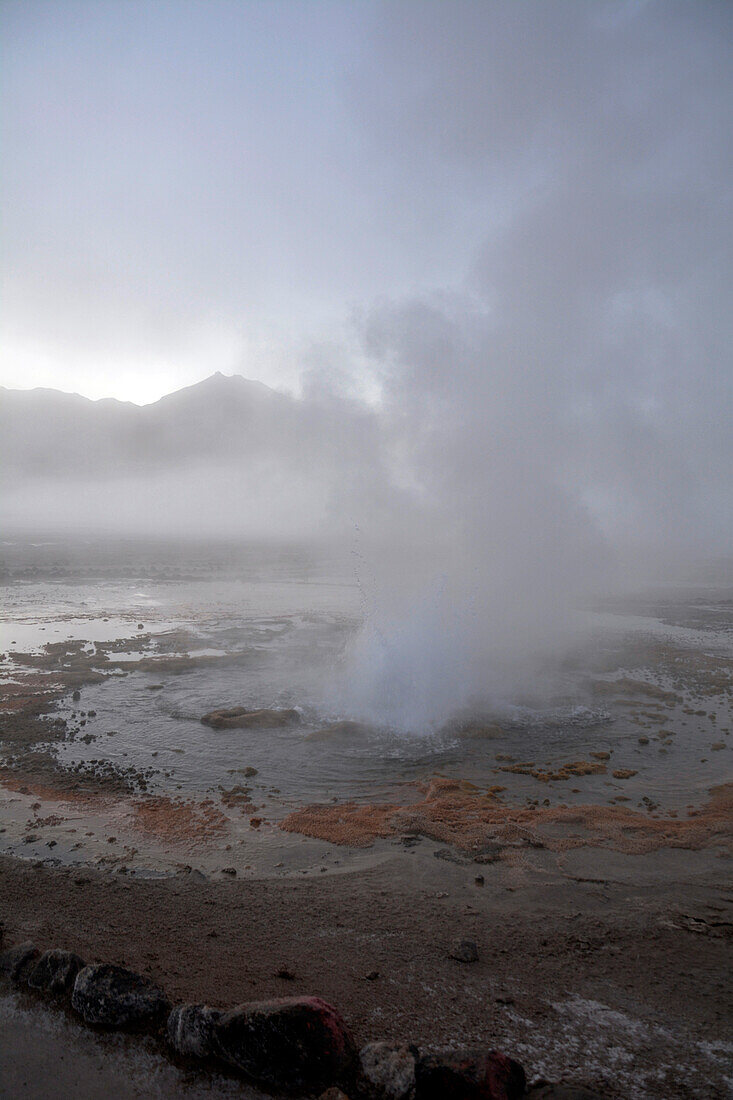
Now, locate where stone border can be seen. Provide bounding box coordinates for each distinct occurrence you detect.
[0,936,604,1099]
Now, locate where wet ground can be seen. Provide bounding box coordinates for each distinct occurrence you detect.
[1,536,732,1097]
[0,990,268,1099]
[0,536,731,875]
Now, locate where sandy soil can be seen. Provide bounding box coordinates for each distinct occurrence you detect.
[1,840,732,1099]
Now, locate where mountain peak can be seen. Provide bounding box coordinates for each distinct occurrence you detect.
[151,372,283,409]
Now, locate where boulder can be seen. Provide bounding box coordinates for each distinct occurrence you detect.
[71,963,169,1029]
[167,1003,222,1058]
[215,995,356,1092]
[201,707,301,730]
[448,939,479,963]
[0,941,39,983]
[415,1050,526,1100]
[27,949,85,995]
[360,1041,418,1099]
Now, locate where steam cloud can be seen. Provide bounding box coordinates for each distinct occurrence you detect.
[3,2,731,728]
[331,2,732,727]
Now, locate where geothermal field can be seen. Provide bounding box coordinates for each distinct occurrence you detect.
[2,1,732,1097]
[1,535,731,1097]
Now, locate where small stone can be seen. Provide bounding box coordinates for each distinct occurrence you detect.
[167,1003,221,1058]
[448,938,479,963]
[71,963,169,1029]
[27,949,85,995]
[365,970,380,981]
[638,736,649,745]
[221,867,236,876]
[590,751,610,760]
[474,875,485,886]
[711,742,725,751]
[243,766,258,776]
[360,1040,418,1100]
[318,1090,352,1100]
[612,769,637,779]
[72,690,81,701]
[0,942,39,983]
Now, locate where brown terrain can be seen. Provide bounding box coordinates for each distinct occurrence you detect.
[1,637,732,1097]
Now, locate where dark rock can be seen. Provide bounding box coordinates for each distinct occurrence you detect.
[72,689,81,701]
[215,995,356,1092]
[360,1041,418,1099]
[167,1003,222,1058]
[448,939,479,963]
[415,1049,526,1099]
[27,949,85,995]
[201,707,301,730]
[71,963,170,1029]
[0,941,39,983]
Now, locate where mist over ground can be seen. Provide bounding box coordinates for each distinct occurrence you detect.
[3,1,731,726]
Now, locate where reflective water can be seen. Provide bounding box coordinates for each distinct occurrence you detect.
[1,536,732,815]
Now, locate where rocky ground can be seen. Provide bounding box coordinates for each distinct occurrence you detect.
[1,838,732,1098]
[1,612,732,1097]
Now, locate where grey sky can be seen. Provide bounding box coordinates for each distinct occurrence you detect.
[2,0,731,412]
[3,0,477,400]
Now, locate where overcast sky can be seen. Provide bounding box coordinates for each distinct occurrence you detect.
[2,0,481,401]
[2,0,731,407]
